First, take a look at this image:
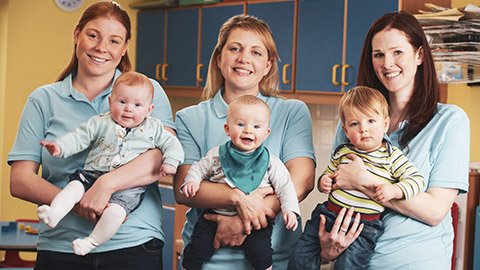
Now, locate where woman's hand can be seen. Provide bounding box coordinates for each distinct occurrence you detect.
[75,175,113,222]
[333,154,382,191]
[235,187,276,234]
[318,207,364,261]
[204,214,247,248]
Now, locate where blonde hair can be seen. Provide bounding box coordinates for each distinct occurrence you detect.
[339,86,389,124]
[113,71,154,102]
[227,95,270,120]
[202,15,280,100]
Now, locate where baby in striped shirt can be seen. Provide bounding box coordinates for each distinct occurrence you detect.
[289,86,424,270]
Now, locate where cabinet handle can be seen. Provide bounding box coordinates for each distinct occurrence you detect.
[162,63,168,81]
[197,64,204,82]
[282,64,291,84]
[332,64,340,86]
[155,64,162,81]
[341,64,350,86]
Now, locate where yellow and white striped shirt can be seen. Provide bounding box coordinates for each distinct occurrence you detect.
[326,141,424,216]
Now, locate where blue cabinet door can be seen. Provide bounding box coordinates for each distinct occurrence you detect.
[344,0,398,89]
[136,11,165,83]
[159,186,175,270]
[200,5,245,88]
[162,206,175,270]
[247,1,295,91]
[164,8,199,87]
[296,0,344,92]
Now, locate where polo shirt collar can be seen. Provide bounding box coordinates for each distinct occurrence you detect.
[212,88,269,119]
[213,88,228,118]
[60,69,122,101]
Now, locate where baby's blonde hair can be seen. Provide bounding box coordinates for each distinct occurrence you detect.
[227,95,270,121]
[339,86,389,124]
[113,71,154,102]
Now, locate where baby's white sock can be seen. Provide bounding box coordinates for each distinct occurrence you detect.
[37,181,84,228]
[72,203,126,256]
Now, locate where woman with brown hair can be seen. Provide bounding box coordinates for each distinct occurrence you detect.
[8,1,174,269]
[312,11,470,269]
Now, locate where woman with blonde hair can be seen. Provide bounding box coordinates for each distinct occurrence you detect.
[174,14,316,269]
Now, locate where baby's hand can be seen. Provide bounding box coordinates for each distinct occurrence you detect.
[159,163,177,178]
[373,183,403,204]
[182,182,199,197]
[39,141,61,157]
[283,211,298,231]
[319,174,334,194]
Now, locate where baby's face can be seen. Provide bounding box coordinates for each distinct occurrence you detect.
[109,83,153,128]
[224,103,270,153]
[342,107,389,152]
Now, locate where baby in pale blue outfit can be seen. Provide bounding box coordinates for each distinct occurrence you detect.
[37,71,184,256]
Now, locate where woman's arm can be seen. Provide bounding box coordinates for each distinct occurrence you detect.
[173,164,276,230]
[286,157,315,202]
[79,148,165,221]
[79,127,176,221]
[333,154,458,225]
[173,156,315,245]
[380,187,458,226]
[173,157,314,218]
[10,160,62,205]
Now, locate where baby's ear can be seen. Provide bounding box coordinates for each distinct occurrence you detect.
[147,104,155,115]
[384,116,391,132]
[224,123,230,136]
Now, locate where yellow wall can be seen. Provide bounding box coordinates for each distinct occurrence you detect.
[0,0,140,220]
[449,0,480,162]
[0,0,8,218]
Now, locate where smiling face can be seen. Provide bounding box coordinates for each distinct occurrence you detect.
[224,102,271,153]
[109,82,154,128]
[74,17,129,80]
[342,107,390,152]
[217,28,272,96]
[371,28,423,98]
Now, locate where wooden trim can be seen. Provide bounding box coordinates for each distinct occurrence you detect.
[440,84,448,104]
[291,0,298,92]
[197,8,203,88]
[280,91,342,105]
[163,10,168,69]
[341,0,348,94]
[464,172,480,270]
[165,87,203,98]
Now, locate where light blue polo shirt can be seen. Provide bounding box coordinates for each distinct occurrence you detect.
[175,90,316,270]
[8,69,175,253]
[332,103,470,269]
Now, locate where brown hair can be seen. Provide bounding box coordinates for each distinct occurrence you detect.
[113,71,154,102]
[202,15,280,100]
[57,1,132,82]
[339,86,389,125]
[357,11,439,148]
